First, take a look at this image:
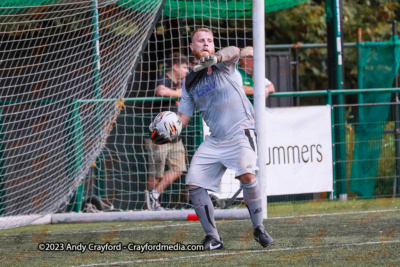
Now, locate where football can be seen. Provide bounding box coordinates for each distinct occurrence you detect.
[150,111,182,139]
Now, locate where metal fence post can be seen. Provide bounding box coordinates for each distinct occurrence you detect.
[0,107,5,214]
[393,21,400,197]
[328,90,337,199]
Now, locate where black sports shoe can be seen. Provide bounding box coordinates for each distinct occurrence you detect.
[202,235,223,250]
[253,226,274,247]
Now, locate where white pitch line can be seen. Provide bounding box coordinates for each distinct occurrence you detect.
[68,208,400,234]
[268,208,400,220]
[72,240,400,267]
[1,209,398,238]
[0,223,200,239]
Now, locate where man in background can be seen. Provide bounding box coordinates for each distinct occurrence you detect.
[238,46,275,100]
[144,52,189,210]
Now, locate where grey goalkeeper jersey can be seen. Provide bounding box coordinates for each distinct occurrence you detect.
[178,58,255,140]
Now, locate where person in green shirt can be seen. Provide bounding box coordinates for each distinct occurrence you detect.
[238,46,275,101]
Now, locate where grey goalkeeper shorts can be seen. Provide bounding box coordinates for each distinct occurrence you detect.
[186,129,259,192]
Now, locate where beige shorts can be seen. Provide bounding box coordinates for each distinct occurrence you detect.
[144,138,187,178]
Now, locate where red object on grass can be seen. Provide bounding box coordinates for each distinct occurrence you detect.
[187,214,199,221]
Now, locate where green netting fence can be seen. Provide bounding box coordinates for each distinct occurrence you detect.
[349,36,400,198]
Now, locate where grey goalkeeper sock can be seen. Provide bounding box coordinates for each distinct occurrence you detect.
[189,187,219,240]
[242,179,264,230]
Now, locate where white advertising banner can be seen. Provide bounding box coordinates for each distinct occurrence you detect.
[202,105,333,199]
[265,105,333,195]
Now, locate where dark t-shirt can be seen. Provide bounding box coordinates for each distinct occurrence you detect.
[155,73,182,113]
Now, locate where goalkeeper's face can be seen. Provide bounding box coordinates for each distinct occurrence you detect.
[190,31,215,60]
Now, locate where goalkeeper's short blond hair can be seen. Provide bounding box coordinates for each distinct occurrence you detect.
[191,27,213,42]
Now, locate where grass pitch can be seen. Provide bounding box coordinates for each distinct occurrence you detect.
[0,198,399,266]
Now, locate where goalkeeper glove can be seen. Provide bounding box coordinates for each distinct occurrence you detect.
[193,54,222,72]
[149,123,172,145]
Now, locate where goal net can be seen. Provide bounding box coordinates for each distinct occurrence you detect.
[0,0,308,229]
[0,0,165,229]
[71,0,307,215]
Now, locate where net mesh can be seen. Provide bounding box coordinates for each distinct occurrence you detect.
[0,0,164,229]
[85,0,308,213]
[0,0,310,229]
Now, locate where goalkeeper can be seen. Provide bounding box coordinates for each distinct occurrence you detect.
[150,27,274,250]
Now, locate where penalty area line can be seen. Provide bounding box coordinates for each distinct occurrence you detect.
[70,208,400,235]
[268,208,400,220]
[1,209,399,238]
[73,240,400,267]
